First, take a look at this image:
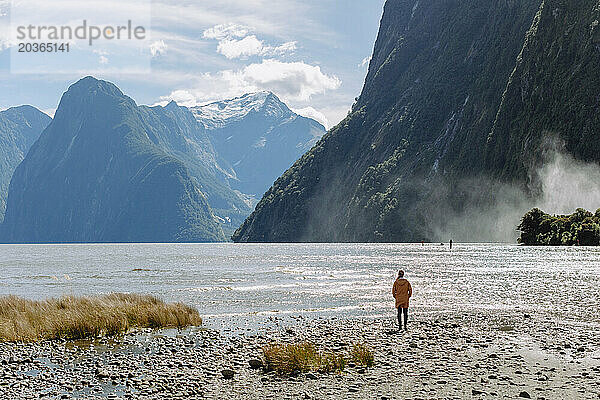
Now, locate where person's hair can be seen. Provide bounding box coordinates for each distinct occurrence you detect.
[398,270,404,278]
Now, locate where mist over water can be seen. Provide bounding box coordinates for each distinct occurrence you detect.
[436,149,600,243]
[538,151,600,215]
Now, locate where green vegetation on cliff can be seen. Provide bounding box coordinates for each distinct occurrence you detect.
[234,0,543,242]
[518,208,600,246]
[234,0,600,243]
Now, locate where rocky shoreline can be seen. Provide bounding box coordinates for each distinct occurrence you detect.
[2,311,600,399]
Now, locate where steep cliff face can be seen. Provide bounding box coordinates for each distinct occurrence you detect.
[486,0,600,181]
[1,77,225,243]
[0,106,51,222]
[234,0,597,243]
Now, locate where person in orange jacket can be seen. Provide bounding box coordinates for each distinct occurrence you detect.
[392,270,412,331]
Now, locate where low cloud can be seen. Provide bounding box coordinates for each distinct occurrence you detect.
[159,89,197,107]
[159,59,340,106]
[226,59,340,101]
[293,106,329,129]
[537,151,600,214]
[432,146,600,243]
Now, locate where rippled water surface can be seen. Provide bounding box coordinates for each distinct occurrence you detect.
[1,243,599,329]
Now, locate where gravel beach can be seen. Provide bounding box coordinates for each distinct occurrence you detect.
[2,309,600,400]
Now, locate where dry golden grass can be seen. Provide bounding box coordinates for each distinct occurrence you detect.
[0,293,202,342]
[263,342,346,374]
[350,343,374,367]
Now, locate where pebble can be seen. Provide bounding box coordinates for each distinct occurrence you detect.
[221,369,235,379]
[0,313,598,399]
[248,359,263,369]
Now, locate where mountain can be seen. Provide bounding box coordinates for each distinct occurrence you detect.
[142,101,253,236]
[233,0,600,243]
[485,0,600,178]
[0,106,51,223]
[191,92,325,198]
[1,77,225,243]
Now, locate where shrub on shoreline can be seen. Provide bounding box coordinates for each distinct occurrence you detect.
[350,343,374,367]
[0,293,202,342]
[263,342,374,374]
[518,208,600,246]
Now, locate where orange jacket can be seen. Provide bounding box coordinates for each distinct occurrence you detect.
[392,278,412,308]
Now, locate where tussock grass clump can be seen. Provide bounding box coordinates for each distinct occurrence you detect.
[350,343,374,367]
[263,342,346,374]
[0,293,202,342]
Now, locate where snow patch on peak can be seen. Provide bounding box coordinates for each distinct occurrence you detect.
[190,91,292,130]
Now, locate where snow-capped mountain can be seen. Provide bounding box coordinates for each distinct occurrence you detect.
[191,92,290,130]
[190,92,326,198]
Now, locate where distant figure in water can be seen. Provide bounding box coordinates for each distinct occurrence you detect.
[392,270,412,331]
[450,239,453,250]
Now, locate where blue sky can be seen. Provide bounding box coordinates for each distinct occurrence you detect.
[0,0,385,129]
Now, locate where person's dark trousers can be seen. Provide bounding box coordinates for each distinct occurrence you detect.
[397,307,408,329]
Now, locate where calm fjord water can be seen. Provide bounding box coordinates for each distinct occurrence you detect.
[1,243,599,330]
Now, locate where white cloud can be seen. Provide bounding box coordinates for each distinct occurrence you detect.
[293,106,330,129]
[217,35,264,59]
[225,59,341,101]
[203,23,296,60]
[99,55,109,65]
[359,56,371,68]
[318,103,352,129]
[158,59,340,108]
[203,23,251,40]
[150,40,167,57]
[160,89,197,107]
[216,35,297,59]
[262,41,297,57]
